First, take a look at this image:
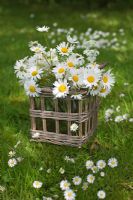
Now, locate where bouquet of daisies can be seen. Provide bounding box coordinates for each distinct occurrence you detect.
[14,25,115,100]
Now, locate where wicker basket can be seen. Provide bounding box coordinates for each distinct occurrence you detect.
[29,87,100,147]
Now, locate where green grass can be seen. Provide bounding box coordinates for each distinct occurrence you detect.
[0,3,133,200]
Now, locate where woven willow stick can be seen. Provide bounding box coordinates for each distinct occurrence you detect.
[30,97,36,130]
[79,100,83,137]
[87,97,91,134]
[85,99,88,135]
[41,96,47,131]
[67,98,71,135]
[55,99,59,133]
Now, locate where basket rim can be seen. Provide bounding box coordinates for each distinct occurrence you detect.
[40,86,89,96]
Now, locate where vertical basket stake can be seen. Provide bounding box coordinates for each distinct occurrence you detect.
[78,100,83,137]
[30,97,36,130]
[41,96,47,132]
[55,99,59,134]
[67,98,71,135]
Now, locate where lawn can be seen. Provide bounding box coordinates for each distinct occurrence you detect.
[0,2,133,200]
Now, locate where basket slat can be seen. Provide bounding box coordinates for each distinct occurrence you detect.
[41,96,47,131]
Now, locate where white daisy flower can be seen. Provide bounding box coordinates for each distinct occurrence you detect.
[90,85,101,96]
[16,157,24,162]
[87,174,95,183]
[53,79,69,98]
[129,118,133,122]
[47,168,51,173]
[101,70,115,88]
[70,123,78,132]
[86,160,94,170]
[33,181,43,189]
[116,105,120,112]
[71,94,82,100]
[84,68,101,88]
[32,132,40,138]
[43,197,53,200]
[52,63,67,78]
[60,180,71,191]
[87,62,100,70]
[119,93,125,97]
[57,42,74,56]
[114,115,123,122]
[91,165,99,173]
[67,35,78,44]
[8,151,16,157]
[59,167,65,174]
[69,68,83,86]
[98,86,111,97]
[24,80,41,97]
[8,158,17,167]
[72,176,82,185]
[84,40,97,49]
[0,185,6,192]
[97,190,106,199]
[29,43,45,53]
[14,58,28,79]
[64,189,76,200]
[122,114,129,120]
[66,55,78,68]
[36,25,50,32]
[108,158,118,168]
[84,49,99,63]
[27,66,43,80]
[124,82,129,86]
[82,182,88,190]
[64,156,75,163]
[96,160,106,170]
[100,172,105,177]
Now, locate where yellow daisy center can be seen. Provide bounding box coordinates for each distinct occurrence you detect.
[32,70,38,76]
[102,76,108,83]
[64,183,69,187]
[61,47,68,53]
[58,84,67,92]
[67,61,74,68]
[58,68,65,73]
[87,75,95,83]
[29,85,36,93]
[68,192,72,197]
[35,47,40,52]
[100,87,106,93]
[90,176,94,181]
[72,75,79,82]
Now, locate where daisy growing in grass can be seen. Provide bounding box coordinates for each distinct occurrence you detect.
[14,25,115,98]
[87,174,95,183]
[36,25,50,32]
[60,180,71,191]
[97,190,106,199]
[33,181,43,189]
[108,158,118,168]
[8,158,17,167]
[72,176,82,185]
[64,189,76,200]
